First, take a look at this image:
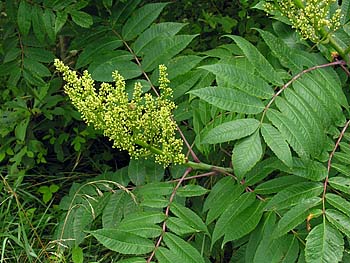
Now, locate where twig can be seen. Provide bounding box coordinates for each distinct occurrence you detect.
[260,60,347,123]
[322,119,350,213]
[169,171,217,183]
[147,167,193,263]
[111,29,159,96]
[176,125,200,163]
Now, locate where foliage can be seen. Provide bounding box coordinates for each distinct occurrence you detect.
[1,0,350,262]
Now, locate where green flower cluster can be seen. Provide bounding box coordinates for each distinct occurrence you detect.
[54,59,185,166]
[264,0,342,42]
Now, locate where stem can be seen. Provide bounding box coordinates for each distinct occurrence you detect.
[319,28,349,63]
[135,139,164,155]
[260,60,347,124]
[135,140,233,172]
[322,120,350,214]
[186,161,234,173]
[147,167,193,263]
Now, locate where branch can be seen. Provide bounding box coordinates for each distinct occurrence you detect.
[260,60,347,123]
[322,119,350,214]
[147,167,193,262]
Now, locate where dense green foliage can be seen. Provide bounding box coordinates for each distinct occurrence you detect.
[1,0,350,262]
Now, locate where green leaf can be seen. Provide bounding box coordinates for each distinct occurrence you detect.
[17,0,32,35]
[255,175,306,195]
[265,182,323,211]
[25,48,55,63]
[245,157,284,186]
[15,117,30,141]
[226,35,283,86]
[4,47,20,64]
[203,177,244,224]
[202,118,260,144]
[133,22,185,55]
[167,55,204,79]
[166,217,198,236]
[90,229,154,254]
[200,63,274,99]
[261,123,293,167]
[296,74,346,124]
[70,10,93,28]
[222,200,265,246]
[156,247,181,263]
[328,177,350,194]
[232,130,263,179]
[334,152,350,165]
[267,109,308,158]
[55,11,67,34]
[102,191,136,228]
[117,258,147,263]
[136,182,174,196]
[326,209,350,238]
[326,193,350,217]
[118,222,162,239]
[142,35,198,72]
[245,212,276,263]
[254,234,299,263]
[177,185,208,197]
[170,202,208,234]
[173,70,211,100]
[121,211,166,225]
[31,5,46,43]
[23,58,51,77]
[72,246,83,263]
[190,87,264,114]
[274,197,322,238]
[111,0,142,24]
[292,77,337,128]
[305,222,344,263]
[49,184,59,193]
[91,60,141,82]
[76,36,123,68]
[331,163,350,177]
[212,192,256,246]
[257,29,302,72]
[163,232,205,263]
[291,158,328,182]
[275,97,319,157]
[122,3,168,41]
[140,196,169,208]
[283,88,325,154]
[341,1,350,24]
[128,159,146,185]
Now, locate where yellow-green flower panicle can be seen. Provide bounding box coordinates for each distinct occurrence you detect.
[264,0,342,42]
[54,59,185,166]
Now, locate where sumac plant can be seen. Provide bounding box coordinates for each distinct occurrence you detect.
[2,0,350,262]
